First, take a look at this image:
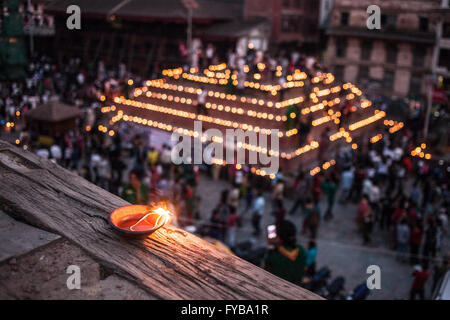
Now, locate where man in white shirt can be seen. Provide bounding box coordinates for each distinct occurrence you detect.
[36,148,49,159]
[252,191,265,236]
[368,181,381,220]
[50,144,62,164]
[197,87,208,115]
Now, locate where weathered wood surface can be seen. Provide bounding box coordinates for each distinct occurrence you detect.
[0,140,322,300]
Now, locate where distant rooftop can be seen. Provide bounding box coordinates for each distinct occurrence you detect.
[45,0,244,21]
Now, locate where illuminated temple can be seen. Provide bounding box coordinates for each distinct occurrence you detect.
[102,63,404,177]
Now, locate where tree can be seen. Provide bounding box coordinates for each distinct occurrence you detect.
[0,0,27,80]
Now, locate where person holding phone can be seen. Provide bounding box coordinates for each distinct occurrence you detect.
[264,220,307,286]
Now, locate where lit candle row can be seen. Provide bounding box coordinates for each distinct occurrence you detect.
[348,111,386,131]
[113,97,296,137]
[311,110,342,127]
[329,128,352,142]
[101,105,117,113]
[210,158,278,180]
[370,133,383,144]
[111,110,321,160]
[133,88,284,121]
[388,122,404,134]
[113,111,285,157]
[141,80,312,110]
[310,159,337,176]
[301,97,342,115]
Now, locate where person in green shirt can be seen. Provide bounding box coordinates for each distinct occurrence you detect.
[321,177,337,221]
[264,220,307,286]
[121,169,149,205]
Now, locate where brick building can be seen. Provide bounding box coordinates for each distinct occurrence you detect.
[435,0,450,92]
[43,0,246,74]
[244,0,320,46]
[325,0,441,100]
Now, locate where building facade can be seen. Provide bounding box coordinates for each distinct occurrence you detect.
[435,0,450,92]
[326,0,441,100]
[244,0,320,46]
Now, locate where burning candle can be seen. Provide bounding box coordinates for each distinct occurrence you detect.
[109,205,171,238]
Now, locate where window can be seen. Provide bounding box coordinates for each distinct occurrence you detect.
[412,46,426,67]
[283,0,290,7]
[334,65,344,80]
[340,12,349,26]
[385,43,398,64]
[360,41,372,61]
[336,38,347,58]
[358,65,369,81]
[383,70,395,90]
[409,73,422,96]
[294,0,302,8]
[419,17,428,32]
[381,14,397,30]
[282,15,301,32]
[438,49,450,70]
[442,22,450,38]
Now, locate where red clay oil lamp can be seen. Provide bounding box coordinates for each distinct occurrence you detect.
[109,204,171,238]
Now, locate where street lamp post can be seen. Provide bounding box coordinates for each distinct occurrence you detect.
[27,0,34,56]
[424,0,444,140]
[181,0,198,66]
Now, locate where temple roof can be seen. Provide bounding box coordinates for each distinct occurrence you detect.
[25,100,82,122]
[45,0,244,21]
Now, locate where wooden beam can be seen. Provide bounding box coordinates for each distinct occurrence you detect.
[0,140,322,300]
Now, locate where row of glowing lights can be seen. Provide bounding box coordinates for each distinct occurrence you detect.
[163,66,307,93]
[113,97,292,137]
[348,111,386,131]
[141,79,350,110]
[198,64,333,87]
[165,68,316,94]
[134,83,360,121]
[149,73,360,112]
[310,160,337,176]
[134,88,285,121]
[311,85,342,98]
[166,64,334,89]
[91,124,115,136]
[370,133,383,144]
[137,81,364,116]
[210,158,278,179]
[311,109,342,127]
[301,93,371,116]
[383,119,405,133]
[181,71,286,93]
[111,111,319,160]
[411,144,432,159]
[112,94,374,139]
[213,157,336,180]
[114,95,372,139]
[388,122,404,134]
[328,128,359,150]
[109,91,376,141]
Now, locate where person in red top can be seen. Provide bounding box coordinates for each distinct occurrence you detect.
[410,263,430,300]
[273,199,286,227]
[402,155,412,174]
[409,223,423,264]
[312,173,322,204]
[226,210,238,248]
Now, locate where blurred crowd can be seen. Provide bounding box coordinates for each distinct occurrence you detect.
[1,48,449,300]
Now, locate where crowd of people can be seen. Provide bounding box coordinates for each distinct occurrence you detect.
[1,47,449,300]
